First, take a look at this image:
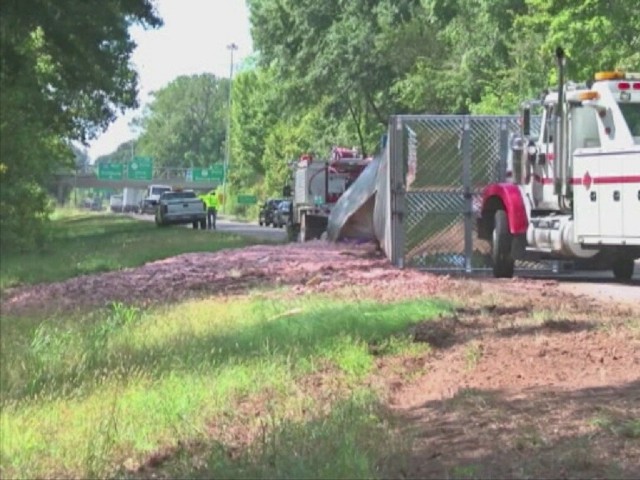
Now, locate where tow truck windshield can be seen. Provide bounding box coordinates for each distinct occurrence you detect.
[619,103,640,139]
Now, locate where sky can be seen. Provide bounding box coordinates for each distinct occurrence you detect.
[86,0,254,161]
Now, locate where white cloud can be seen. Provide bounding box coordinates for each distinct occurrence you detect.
[87,0,253,161]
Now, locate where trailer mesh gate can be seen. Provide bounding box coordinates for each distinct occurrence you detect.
[388,115,548,273]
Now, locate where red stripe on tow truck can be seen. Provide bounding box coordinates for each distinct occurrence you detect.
[533,174,553,185]
[571,176,640,185]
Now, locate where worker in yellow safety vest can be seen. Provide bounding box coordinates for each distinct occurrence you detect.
[202,190,219,230]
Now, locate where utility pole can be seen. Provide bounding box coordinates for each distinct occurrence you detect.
[222,42,238,214]
[124,140,134,213]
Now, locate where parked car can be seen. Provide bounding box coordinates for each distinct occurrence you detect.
[83,197,104,211]
[258,198,283,226]
[273,200,292,228]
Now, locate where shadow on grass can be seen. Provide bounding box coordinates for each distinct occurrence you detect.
[126,391,411,480]
[5,296,606,403]
[396,380,640,479]
[2,299,449,403]
[51,214,149,235]
[122,381,640,479]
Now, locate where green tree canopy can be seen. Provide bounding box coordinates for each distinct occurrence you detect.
[134,74,230,169]
[0,0,161,250]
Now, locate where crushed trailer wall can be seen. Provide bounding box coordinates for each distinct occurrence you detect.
[328,114,547,273]
[326,148,394,257]
[387,114,548,272]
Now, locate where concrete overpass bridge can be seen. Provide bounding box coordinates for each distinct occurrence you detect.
[53,166,221,201]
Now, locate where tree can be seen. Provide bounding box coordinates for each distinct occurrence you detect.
[135,74,229,169]
[514,0,640,82]
[228,67,278,188]
[247,0,420,155]
[0,0,161,251]
[95,140,138,165]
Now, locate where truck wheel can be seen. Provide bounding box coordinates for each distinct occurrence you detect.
[192,221,199,229]
[612,257,634,282]
[491,209,514,278]
[286,223,299,242]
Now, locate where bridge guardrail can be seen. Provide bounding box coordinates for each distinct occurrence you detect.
[53,165,220,191]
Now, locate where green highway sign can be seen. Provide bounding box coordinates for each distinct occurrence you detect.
[192,167,213,182]
[97,163,124,180]
[211,164,225,181]
[191,164,224,182]
[127,156,153,180]
[236,194,257,205]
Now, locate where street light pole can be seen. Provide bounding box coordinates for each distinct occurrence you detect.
[222,42,238,214]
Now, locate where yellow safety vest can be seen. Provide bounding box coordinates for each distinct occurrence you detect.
[204,193,218,209]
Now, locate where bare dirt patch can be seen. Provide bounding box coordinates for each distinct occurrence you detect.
[379,289,640,479]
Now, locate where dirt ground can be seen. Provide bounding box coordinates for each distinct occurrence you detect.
[3,241,639,478]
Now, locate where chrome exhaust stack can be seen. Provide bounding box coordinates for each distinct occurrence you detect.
[554,47,566,201]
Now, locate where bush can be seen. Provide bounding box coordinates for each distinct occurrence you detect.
[0,181,54,252]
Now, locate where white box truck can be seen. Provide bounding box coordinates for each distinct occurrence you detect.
[122,188,145,213]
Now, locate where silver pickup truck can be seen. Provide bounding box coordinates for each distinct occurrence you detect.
[155,190,207,229]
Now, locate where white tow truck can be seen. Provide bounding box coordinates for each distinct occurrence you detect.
[477,48,640,281]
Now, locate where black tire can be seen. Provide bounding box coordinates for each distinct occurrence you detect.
[192,221,198,229]
[286,223,298,242]
[259,220,264,226]
[491,209,515,278]
[612,257,634,282]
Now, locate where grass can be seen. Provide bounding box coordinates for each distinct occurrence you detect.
[0,294,450,479]
[590,412,640,439]
[464,341,483,371]
[166,390,412,479]
[626,318,640,339]
[0,211,262,291]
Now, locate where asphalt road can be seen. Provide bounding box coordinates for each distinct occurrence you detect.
[530,264,639,306]
[449,262,639,306]
[130,213,288,243]
[214,217,288,242]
